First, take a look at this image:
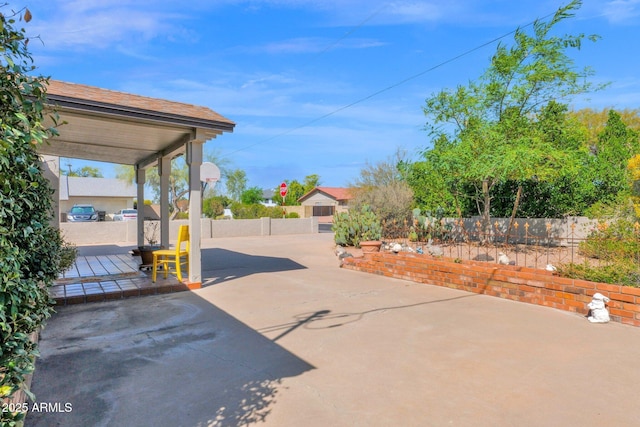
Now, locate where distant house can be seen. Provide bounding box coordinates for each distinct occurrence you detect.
[143,204,162,220]
[261,189,277,207]
[298,187,352,220]
[60,176,136,219]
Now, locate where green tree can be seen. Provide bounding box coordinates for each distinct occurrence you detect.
[303,174,321,193]
[226,169,247,201]
[202,149,231,196]
[0,7,64,422]
[487,102,590,217]
[203,195,232,218]
[276,174,321,206]
[570,108,640,149]
[114,163,135,182]
[240,186,263,204]
[282,180,303,205]
[65,165,103,177]
[416,0,599,232]
[145,158,190,216]
[583,110,640,216]
[115,150,230,215]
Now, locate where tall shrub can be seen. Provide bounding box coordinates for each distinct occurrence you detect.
[0,6,62,423]
[349,151,414,237]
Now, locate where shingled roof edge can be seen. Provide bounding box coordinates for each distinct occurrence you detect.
[46,94,235,131]
[44,80,235,132]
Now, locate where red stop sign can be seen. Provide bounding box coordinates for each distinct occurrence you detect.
[279,182,288,198]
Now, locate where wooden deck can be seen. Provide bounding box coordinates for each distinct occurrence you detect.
[51,254,188,305]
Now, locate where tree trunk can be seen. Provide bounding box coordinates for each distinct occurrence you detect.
[505,185,523,244]
[481,179,491,244]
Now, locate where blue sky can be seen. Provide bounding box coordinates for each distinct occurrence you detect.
[12,0,640,190]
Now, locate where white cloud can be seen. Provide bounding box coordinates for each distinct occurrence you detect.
[242,37,387,55]
[21,0,192,51]
[385,1,448,23]
[572,76,640,110]
[601,0,640,23]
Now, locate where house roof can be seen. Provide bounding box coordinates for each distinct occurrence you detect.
[37,80,235,169]
[298,187,352,203]
[59,176,136,200]
[143,204,161,220]
[262,189,275,199]
[46,80,232,123]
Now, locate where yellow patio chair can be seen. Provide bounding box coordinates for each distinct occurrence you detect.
[152,225,189,282]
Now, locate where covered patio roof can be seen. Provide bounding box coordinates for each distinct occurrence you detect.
[38,80,235,287]
[39,80,235,169]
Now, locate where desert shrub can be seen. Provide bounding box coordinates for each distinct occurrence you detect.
[559,261,640,287]
[349,152,414,238]
[578,218,640,260]
[351,180,413,237]
[332,205,382,247]
[558,217,640,286]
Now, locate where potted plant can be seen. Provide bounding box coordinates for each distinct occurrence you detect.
[133,221,163,267]
[359,221,383,252]
[332,205,383,252]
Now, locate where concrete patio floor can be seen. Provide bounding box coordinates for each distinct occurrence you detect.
[28,233,640,426]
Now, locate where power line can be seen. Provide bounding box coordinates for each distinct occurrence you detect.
[312,4,386,59]
[223,9,557,157]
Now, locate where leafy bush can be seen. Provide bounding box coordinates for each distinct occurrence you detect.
[332,205,382,247]
[230,202,283,219]
[285,212,300,218]
[558,217,640,287]
[578,219,640,260]
[0,7,64,422]
[58,238,78,274]
[559,261,640,287]
[203,195,231,219]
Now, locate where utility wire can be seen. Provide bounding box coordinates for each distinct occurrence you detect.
[312,4,386,59]
[223,9,557,157]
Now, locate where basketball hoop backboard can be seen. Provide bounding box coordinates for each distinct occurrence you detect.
[200,162,221,185]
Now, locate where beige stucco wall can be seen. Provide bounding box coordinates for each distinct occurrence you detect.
[283,206,305,217]
[60,217,319,245]
[300,192,339,207]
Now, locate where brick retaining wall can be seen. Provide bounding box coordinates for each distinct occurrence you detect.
[341,251,640,327]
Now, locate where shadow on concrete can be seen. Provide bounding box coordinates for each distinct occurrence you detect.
[259,294,478,340]
[201,248,307,287]
[27,292,314,427]
[76,244,137,257]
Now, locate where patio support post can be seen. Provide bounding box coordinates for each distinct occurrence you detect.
[135,166,146,247]
[159,155,171,248]
[186,137,204,286]
[40,155,61,227]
